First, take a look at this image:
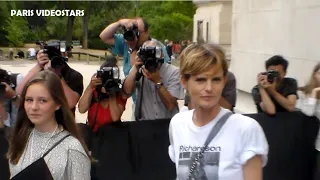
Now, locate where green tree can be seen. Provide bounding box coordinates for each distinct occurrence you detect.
[86,1,134,49]
[0,1,196,49]
[0,1,10,46]
[136,1,196,42]
[5,2,30,47]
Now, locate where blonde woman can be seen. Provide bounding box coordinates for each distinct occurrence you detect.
[296,62,320,180]
[168,44,268,180]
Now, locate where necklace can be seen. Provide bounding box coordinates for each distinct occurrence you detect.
[19,125,59,172]
[29,125,59,163]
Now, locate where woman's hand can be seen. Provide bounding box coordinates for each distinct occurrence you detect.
[311,87,320,98]
[90,73,102,89]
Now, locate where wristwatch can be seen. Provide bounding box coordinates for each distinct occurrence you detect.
[155,82,163,89]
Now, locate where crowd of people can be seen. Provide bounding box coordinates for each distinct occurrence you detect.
[0,16,319,180]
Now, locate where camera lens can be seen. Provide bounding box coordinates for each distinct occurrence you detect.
[145,59,158,72]
[124,31,135,41]
[51,56,64,69]
[112,67,119,79]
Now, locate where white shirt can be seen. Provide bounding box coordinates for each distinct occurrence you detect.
[168,108,269,180]
[296,90,320,150]
[179,106,189,113]
[27,48,36,57]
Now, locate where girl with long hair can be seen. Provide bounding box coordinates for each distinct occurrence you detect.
[7,70,91,180]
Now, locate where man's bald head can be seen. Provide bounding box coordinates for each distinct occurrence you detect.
[142,40,164,59]
[143,40,157,47]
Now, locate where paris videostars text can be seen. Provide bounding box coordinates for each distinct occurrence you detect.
[11,10,84,17]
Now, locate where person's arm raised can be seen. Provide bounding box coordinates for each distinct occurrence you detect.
[16,50,48,95]
[100,19,135,45]
[78,74,101,113]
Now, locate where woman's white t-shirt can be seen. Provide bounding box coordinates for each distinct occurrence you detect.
[168,108,269,180]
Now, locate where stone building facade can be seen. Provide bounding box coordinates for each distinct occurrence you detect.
[193,0,320,113]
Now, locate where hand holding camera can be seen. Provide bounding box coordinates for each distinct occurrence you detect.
[90,73,102,89]
[134,55,144,68]
[95,67,121,99]
[36,50,50,69]
[135,45,164,82]
[118,19,136,31]
[258,70,280,89]
[142,66,161,84]
[119,19,139,49]
[257,73,271,89]
[36,40,67,70]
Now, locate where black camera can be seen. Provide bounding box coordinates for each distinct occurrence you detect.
[123,23,139,41]
[0,70,11,98]
[262,70,280,83]
[137,46,164,73]
[96,67,121,97]
[36,40,66,69]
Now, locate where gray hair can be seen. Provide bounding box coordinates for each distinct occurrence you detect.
[141,39,165,58]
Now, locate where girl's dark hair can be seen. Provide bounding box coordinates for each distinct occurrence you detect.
[100,55,117,69]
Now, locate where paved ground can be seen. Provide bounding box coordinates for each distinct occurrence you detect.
[0,59,186,123]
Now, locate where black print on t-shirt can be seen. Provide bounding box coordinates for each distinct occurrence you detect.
[178,145,221,180]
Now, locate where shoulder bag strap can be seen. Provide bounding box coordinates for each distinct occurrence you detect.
[89,99,100,129]
[134,76,145,121]
[187,111,233,179]
[86,92,100,129]
[42,134,72,158]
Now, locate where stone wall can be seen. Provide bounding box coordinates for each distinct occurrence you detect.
[193,1,232,46]
[231,0,320,92]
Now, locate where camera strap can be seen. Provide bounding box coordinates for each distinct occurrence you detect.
[134,76,145,121]
[86,95,100,130]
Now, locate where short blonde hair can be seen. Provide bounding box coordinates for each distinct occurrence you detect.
[179,43,228,79]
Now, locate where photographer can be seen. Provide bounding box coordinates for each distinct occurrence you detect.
[78,56,127,132]
[0,68,23,136]
[122,40,182,120]
[100,17,170,120]
[100,17,169,76]
[251,55,298,115]
[16,42,83,113]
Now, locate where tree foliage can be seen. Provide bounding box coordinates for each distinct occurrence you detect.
[136,1,196,42]
[4,2,29,47]
[0,1,196,49]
